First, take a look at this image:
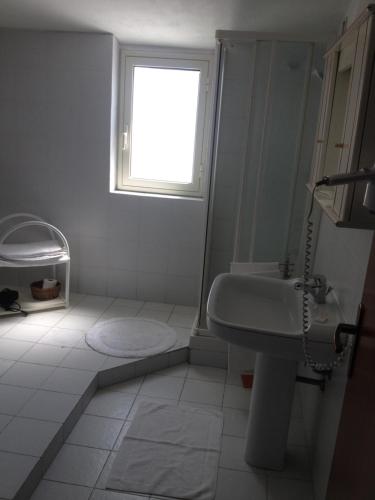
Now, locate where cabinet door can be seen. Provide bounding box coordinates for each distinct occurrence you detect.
[309,11,375,227]
[310,51,338,188]
[333,20,369,218]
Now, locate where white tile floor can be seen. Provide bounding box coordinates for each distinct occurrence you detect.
[0,293,193,500]
[0,293,314,500]
[30,364,314,500]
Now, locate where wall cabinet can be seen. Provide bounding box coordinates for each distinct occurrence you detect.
[309,5,375,227]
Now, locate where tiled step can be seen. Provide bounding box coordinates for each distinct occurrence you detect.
[0,347,188,500]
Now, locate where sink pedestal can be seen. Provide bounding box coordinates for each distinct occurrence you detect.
[244,353,297,470]
[207,273,338,469]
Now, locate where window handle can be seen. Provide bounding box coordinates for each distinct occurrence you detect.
[122,126,129,150]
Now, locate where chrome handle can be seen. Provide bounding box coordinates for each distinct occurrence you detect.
[122,126,129,150]
[333,304,363,366]
[334,322,358,354]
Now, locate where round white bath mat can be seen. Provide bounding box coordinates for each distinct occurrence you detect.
[85,317,177,358]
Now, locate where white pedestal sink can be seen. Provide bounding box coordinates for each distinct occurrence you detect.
[207,273,341,470]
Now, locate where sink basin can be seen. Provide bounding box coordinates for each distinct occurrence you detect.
[207,273,341,362]
[207,272,342,471]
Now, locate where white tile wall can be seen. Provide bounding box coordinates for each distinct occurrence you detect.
[0,30,205,306]
[165,274,200,305]
[106,269,138,299]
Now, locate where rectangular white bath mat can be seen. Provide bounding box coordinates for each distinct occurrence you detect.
[107,401,223,500]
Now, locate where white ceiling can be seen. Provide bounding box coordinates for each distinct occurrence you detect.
[0,0,351,49]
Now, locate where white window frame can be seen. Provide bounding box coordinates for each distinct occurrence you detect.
[117,46,212,198]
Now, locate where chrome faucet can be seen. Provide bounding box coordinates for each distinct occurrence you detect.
[294,274,332,304]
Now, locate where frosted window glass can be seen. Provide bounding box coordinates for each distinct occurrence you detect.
[130,67,200,183]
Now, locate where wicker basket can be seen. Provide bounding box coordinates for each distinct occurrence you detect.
[30,280,61,301]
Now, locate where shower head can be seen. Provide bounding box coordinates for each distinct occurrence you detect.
[316,166,375,213]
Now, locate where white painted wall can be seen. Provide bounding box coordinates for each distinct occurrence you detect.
[0,30,205,305]
[298,3,375,498]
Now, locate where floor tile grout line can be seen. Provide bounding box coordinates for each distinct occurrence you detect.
[0,366,60,390]
[18,348,74,368]
[178,375,188,404]
[217,464,267,476]
[92,444,113,491]
[35,477,93,490]
[81,410,130,423]
[0,374,93,392]
[11,385,89,399]
[45,473,102,490]
[0,446,49,460]
[12,414,73,425]
[166,304,175,323]
[123,374,147,419]
[42,325,87,333]
[4,359,216,401]
[5,385,38,417]
[1,336,48,345]
[16,311,71,328]
[3,329,313,499]
[113,419,132,448]
[88,487,97,500]
[0,414,15,436]
[0,360,16,378]
[64,440,122,454]
[0,317,23,336]
[0,413,66,426]
[89,296,117,325]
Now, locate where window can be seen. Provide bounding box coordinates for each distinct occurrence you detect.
[117,48,212,197]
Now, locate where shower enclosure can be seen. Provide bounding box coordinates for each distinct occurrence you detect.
[197,32,324,332]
